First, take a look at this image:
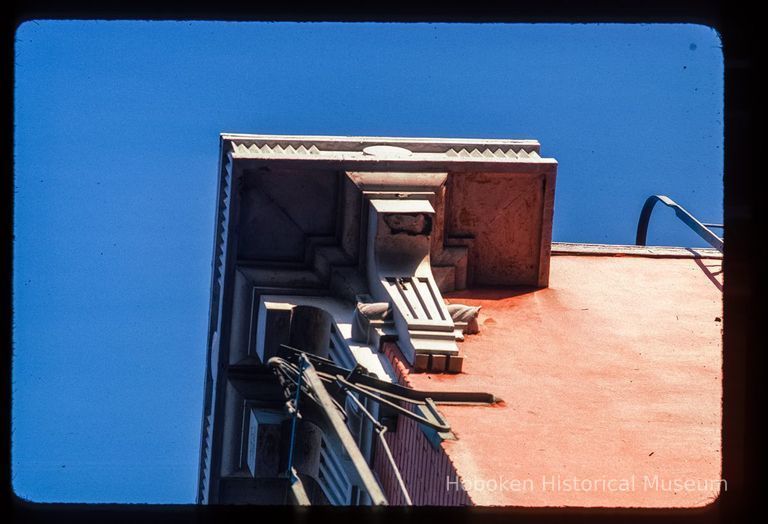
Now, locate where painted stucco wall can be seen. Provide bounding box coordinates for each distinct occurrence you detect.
[384,254,722,507]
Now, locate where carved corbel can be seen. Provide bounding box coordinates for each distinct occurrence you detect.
[447,304,482,336]
[365,198,460,366]
[350,301,393,344]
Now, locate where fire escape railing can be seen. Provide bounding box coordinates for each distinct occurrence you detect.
[270,353,389,505]
[635,195,723,253]
[269,346,499,506]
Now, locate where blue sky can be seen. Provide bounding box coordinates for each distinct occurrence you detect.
[12,21,723,503]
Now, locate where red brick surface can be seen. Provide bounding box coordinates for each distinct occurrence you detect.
[371,342,471,506]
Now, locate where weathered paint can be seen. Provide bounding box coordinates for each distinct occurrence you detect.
[401,254,723,507]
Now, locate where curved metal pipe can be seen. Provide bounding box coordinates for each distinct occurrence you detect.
[636,195,723,252]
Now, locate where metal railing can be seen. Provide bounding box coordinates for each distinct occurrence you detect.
[636,195,723,252]
[270,345,499,506]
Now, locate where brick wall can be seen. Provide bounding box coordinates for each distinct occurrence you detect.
[371,342,472,506]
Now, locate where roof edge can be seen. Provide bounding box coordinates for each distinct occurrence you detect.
[220,133,542,147]
[551,242,723,259]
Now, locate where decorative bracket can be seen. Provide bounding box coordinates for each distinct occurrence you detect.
[365,197,460,366]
